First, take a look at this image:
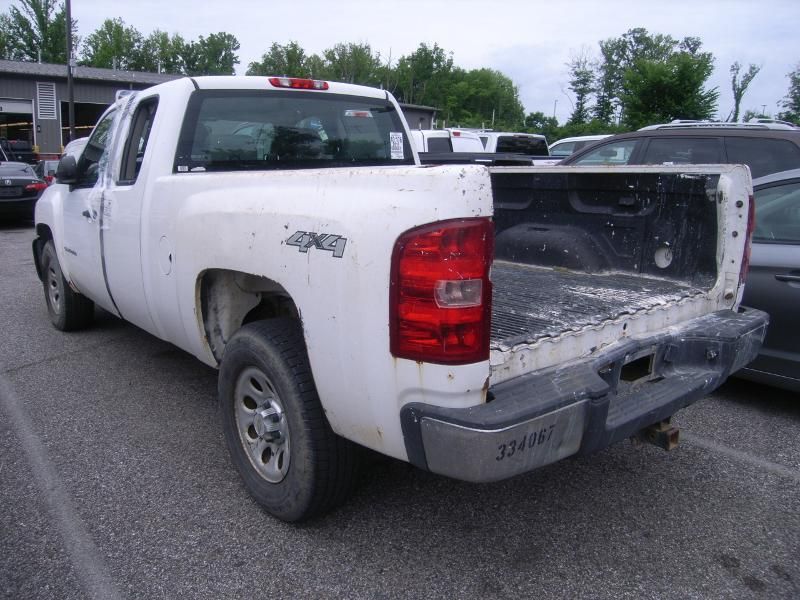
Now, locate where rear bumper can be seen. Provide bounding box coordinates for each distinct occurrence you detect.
[400,307,769,483]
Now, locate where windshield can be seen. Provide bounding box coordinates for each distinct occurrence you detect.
[174,90,414,172]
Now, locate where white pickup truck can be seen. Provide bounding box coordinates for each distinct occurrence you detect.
[33,76,768,522]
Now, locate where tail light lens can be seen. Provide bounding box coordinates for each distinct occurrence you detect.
[25,182,48,192]
[268,77,329,90]
[739,193,756,285]
[390,218,494,365]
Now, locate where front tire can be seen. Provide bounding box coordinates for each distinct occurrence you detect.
[40,240,94,331]
[218,319,359,522]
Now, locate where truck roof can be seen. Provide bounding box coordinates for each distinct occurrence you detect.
[189,75,390,100]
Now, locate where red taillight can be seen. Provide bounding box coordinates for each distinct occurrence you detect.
[390,218,494,365]
[44,175,54,185]
[25,182,48,192]
[451,130,461,137]
[268,77,329,90]
[739,193,756,285]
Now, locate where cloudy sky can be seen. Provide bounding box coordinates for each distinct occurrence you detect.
[70,0,799,123]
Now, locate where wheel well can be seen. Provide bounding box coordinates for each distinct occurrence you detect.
[32,224,54,281]
[199,269,299,363]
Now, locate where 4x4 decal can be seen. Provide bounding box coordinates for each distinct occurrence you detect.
[286,231,347,258]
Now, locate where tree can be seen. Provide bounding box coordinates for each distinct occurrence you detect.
[566,49,594,125]
[594,37,626,124]
[137,30,186,74]
[592,28,693,124]
[80,18,142,69]
[0,0,75,63]
[742,108,765,122]
[524,111,559,141]
[729,62,761,122]
[183,32,239,76]
[321,42,382,86]
[778,64,800,124]
[447,68,524,129]
[394,43,455,107]
[247,41,309,77]
[621,47,718,129]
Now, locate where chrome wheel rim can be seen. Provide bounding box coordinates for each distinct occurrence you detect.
[46,259,62,315]
[234,366,290,483]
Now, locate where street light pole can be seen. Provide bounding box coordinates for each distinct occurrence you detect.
[65,0,76,144]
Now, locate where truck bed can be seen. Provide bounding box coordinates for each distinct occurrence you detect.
[490,261,705,351]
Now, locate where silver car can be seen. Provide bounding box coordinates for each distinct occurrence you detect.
[738,168,800,391]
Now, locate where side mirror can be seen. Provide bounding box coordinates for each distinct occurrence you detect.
[55,155,78,184]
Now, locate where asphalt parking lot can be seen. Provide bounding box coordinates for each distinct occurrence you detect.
[1,222,799,600]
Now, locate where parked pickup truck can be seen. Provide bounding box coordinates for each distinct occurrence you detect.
[409,128,533,167]
[33,76,768,522]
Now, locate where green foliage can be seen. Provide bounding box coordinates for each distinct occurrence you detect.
[183,32,240,76]
[80,18,142,69]
[394,43,454,107]
[0,0,75,63]
[137,30,186,74]
[590,28,717,127]
[729,62,761,122]
[247,41,310,77]
[778,64,800,124]
[78,18,239,76]
[742,108,766,122]
[621,49,718,129]
[567,50,594,125]
[320,42,382,86]
[523,111,559,141]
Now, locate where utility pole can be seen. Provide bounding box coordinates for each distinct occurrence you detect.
[553,99,558,120]
[65,0,76,143]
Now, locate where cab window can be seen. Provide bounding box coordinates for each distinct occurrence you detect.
[78,109,117,186]
[174,90,414,172]
[119,98,158,184]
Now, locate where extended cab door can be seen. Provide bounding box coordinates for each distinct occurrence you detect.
[100,95,160,335]
[61,108,119,315]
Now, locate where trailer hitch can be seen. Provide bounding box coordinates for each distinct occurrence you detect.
[634,419,679,451]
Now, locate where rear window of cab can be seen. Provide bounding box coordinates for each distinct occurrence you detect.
[174,90,414,172]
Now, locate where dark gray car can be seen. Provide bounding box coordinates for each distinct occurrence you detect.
[738,168,800,391]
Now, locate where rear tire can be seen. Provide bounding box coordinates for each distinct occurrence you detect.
[218,319,359,522]
[41,240,94,331]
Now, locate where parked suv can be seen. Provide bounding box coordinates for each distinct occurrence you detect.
[561,122,800,178]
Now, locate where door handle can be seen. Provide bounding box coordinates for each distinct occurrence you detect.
[775,274,800,283]
[81,209,97,220]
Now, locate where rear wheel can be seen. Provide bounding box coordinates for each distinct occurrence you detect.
[40,240,94,331]
[218,319,359,522]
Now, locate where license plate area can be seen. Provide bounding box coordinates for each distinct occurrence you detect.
[0,187,21,198]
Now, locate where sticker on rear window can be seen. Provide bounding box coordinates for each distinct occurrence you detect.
[390,132,404,160]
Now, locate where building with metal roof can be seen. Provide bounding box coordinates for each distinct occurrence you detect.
[0,59,181,156]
